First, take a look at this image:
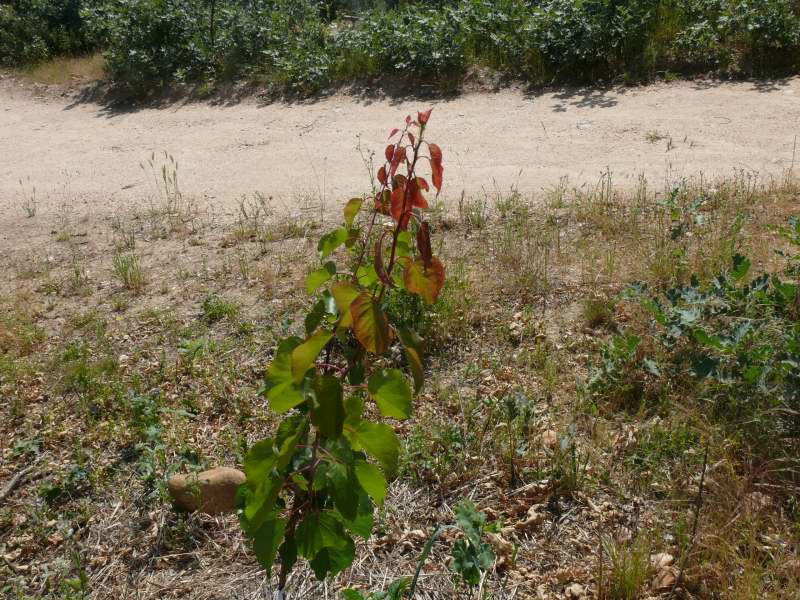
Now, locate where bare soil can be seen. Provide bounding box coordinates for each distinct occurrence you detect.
[2,77,799,217]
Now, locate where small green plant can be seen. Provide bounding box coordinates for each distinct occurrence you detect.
[112,252,145,291]
[550,426,590,498]
[238,110,446,593]
[201,294,239,323]
[450,499,496,587]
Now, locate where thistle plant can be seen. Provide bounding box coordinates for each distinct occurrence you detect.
[239,109,446,595]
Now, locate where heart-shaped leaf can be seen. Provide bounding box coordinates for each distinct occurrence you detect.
[351,292,392,354]
[367,369,412,419]
[403,257,445,304]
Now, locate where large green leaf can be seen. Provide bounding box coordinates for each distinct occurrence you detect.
[331,281,360,328]
[354,459,387,505]
[367,369,412,419]
[250,517,287,571]
[321,461,359,521]
[339,490,374,540]
[290,330,332,384]
[351,291,391,354]
[309,535,355,580]
[346,421,400,478]
[264,337,304,413]
[305,261,336,295]
[311,375,345,438]
[242,415,306,527]
[318,227,350,259]
[295,511,349,559]
[403,257,445,304]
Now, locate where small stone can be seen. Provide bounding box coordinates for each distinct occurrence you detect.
[540,430,559,448]
[168,467,245,515]
[650,553,674,570]
[565,583,585,599]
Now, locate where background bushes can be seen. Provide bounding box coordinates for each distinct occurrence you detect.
[1,0,799,93]
[0,0,98,67]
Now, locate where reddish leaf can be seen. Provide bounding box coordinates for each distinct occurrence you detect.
[408,132,416,147]
[377,165,387,185]
[351,292,392,354]
[416,222,432,268]
[403,257,445,304]
[405,115,412,126]
[390,145,405,177]
[388,128,399,139]
[429,143,443,193]
[390,186,412,229]
[385,144,394,163]
[418,108,433,125]
[415,177,429,192]
[409,179,428,210]
[375,190,391,215]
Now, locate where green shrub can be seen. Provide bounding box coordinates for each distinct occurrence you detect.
[589,232,800,460]
[0,0,97,67]
[338,5,467,80]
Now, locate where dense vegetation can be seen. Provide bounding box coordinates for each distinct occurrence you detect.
[2,0,800,93]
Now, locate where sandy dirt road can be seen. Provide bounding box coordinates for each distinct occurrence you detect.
[1,78,800,217]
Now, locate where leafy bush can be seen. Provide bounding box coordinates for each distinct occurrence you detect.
[337,6,467,80]
[673,0,800,71]
[0,0,97,67]
[588,226,800,458]
[4,0,800,91]
[525,0,661,79]
[89,0,332,91]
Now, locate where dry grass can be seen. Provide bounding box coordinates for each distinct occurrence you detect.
[21,53,106,85]
[0,167,798,599]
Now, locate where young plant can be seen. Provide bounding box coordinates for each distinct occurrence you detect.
[238,109,446,594]
[450,500,496,588]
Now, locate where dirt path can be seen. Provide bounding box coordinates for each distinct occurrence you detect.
[2,78,799,216]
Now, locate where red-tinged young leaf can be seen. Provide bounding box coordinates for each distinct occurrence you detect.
[390,186,412,230]
[405,115,412,126]
[416,222,433,268]
[388,128,399,139]
[375,190,391,215]
[429,143,443,193]
[350,292,392,354]
[384,144,394,162]
[377,166,387,186]
[418,108,433,125]
[403,257,445,304]
[409,179,428,210]
[390,145,405,176]
[408,132,416,147]
[415,177,429,192]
